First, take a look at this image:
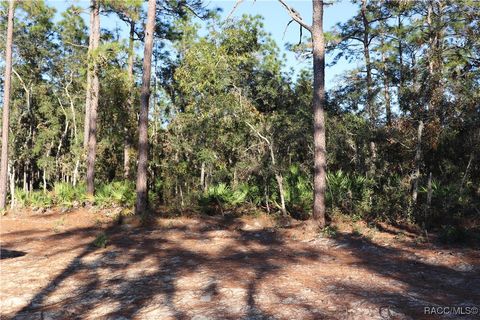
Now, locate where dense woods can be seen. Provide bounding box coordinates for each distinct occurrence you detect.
[1,0,479,235]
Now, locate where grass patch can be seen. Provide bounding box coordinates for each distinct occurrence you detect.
[93,232,108,248]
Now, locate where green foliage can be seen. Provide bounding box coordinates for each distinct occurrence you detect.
[199,183,248,207]
[439,225,467,244]
[12,181,136,209]
[2,0,479,234]
[94,181,136,207]
[28,191,53,207]
[284,165,313,215]
[320,225,338,238]
[14,188,53,208]
[53,183,86,207]
[93,232,108,248]
[326,170,373,218]
[371,174,411,222]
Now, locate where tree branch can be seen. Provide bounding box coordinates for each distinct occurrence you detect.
[226,0,245,20]
[277,0,312,33]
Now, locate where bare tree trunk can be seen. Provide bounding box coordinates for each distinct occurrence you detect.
[86,0,100,196]
[73,159,79,187]
[426,171,432,208]
[124,21,135,179]
[0,0,15,210]
[23,169,27,193]
[135,0,156,215]
[460,152,474,193]
[312,0,326,227]
[361,0,374,122]
[412,120,424,205]
[275,173,286,215]
[361,0,377,177]
[9,162,15,209]
[43,169,47,193]
[84,2,95,150]
[397,14,404,112]
[200,162,205,190]
[264,183,270,214]
[179,183,184,207]
[381,35,392,126]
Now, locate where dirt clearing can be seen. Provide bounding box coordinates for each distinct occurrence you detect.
[1,209,479,319]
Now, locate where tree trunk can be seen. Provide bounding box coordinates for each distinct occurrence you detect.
[84,1,95,150]
[200,162,205,190]
[124,21,135,179]
[397,14,404,112]
[135,0,156,215]
[23,168,27,192]
[460,152,474,193]
[264,183,270,214]
[73,159,79,187]
[361,0,374,122]
[412,120,424,205]
[426,171,432,209]
[381,34,392,126]
[9,162,15,209]
[361,0,377,176]
[43,169,47,193]
[86,0,100,197]
[0,0,15,210]
[275,173,286,215]
[312,0,326,227]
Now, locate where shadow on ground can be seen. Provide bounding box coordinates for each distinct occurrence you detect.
[2,213,479,320]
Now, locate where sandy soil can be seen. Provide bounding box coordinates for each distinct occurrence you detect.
[1,208,479,320]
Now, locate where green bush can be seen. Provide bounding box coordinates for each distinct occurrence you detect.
[371,174,410,222]
[198,182,264,214]
[199,183,248,207]
[29,191,53,207]
[13,188,30,208]
[439,225,467,244]
[284,164,313,216]
[13,188,53,208]
[326,170,373,218]
[53,182,86,207]
[95,181,136,207]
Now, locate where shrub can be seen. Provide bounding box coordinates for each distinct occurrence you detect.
[198,183,262,214]
[326,170,373,218]
[53,182,86,207]
[371,174,410,222]
[13,188,53,208]
[95,181,135,207]
[28,191,53,207]
[93,232,108,248]
[439,225,467,244]
[284,165,313,216]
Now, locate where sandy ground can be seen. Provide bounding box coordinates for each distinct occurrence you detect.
[1,208,479,320]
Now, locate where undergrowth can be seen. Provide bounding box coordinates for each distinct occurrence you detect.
[12,181,135,209]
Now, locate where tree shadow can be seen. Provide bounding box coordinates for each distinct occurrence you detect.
[324,232,479,319]
[7,215,327,319]
[3,214,479,320]
[0,249,26,259]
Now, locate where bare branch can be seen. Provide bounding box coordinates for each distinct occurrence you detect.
[226,0,245,20]
[245,121,271,146]
[283,19,294,40]
[64,41,88,49]
[277,0,311,33]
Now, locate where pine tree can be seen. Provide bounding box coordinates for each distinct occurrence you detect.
[86,0,100,197]
[135,0,156,215]
[0,0,15,209]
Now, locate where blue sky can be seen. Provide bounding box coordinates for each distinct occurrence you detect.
[212,0,357,85]
[47,0,357,88]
